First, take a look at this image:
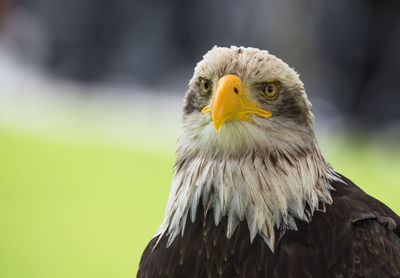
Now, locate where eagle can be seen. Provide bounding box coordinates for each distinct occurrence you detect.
[137,46,400,278]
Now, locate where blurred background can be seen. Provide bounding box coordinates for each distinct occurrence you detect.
[0,0,399,277]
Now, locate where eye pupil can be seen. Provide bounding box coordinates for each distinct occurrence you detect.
[204,82,209,89]
[267,86,274,93]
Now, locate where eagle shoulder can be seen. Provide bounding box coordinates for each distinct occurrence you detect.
[351,218,400,277]
[329,174,400,278]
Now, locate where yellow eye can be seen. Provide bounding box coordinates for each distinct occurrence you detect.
[261,82,279,100]
[199,78,212,95]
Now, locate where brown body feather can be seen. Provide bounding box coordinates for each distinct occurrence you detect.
[137,174,400,278]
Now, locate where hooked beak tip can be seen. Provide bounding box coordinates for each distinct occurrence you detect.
[213,122,223,133]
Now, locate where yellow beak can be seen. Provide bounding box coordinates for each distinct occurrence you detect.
[201,75,272,132]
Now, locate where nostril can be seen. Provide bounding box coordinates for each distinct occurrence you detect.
[233,87,239,94]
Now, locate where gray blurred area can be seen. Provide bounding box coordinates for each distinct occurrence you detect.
[1,0,400,133]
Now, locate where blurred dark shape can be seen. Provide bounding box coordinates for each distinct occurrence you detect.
[2,0,400,129]
[6,0,306,85]
[315,0,400,128]
[0,0,10,27]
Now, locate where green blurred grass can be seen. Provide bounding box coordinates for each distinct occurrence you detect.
[0,127,399,278]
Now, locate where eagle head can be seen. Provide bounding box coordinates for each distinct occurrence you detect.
[180,46,314,157]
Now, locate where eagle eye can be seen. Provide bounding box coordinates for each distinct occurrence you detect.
[261,82,279,100]
[199,78,212,95]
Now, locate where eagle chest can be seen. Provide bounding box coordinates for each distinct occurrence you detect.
[141,209,342,278]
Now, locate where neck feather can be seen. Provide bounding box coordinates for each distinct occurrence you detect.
[156,139,339,250]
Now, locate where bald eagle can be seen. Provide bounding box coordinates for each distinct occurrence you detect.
[137,46,400,278]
